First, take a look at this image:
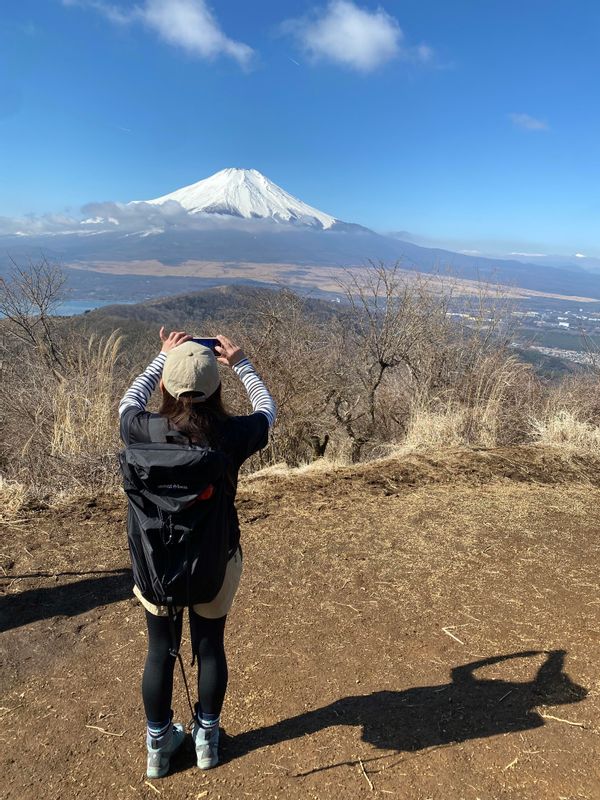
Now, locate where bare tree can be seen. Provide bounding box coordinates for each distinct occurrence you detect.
[327,262,525,460]
[330,263,454,460]
[0,257,66,371]
[232,287,337,464]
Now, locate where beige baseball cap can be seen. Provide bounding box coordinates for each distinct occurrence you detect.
[162,341,221,401]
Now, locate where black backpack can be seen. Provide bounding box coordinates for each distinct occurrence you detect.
[119,419,232,609]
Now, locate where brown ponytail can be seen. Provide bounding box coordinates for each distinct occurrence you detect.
[158,384,230,447]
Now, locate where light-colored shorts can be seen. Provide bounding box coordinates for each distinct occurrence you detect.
[133,547,243,619]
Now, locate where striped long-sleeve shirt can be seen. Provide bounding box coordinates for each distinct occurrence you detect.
[231,357,276,428]
[118,352,167,418]
[118,352,276,428]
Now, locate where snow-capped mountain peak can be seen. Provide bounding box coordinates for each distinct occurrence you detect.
[134,167,338,229]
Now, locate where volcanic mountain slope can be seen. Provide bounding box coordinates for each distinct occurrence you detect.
[1,447,599,799]
[134,167,339,229]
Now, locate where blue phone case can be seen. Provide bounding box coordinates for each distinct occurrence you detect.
[192,337,219,351]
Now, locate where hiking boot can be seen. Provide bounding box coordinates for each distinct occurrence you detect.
[192,721,219,769]
[146,722,186,779]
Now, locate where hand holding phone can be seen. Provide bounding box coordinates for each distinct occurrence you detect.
[160,327,192,353]
[214,334,245,367]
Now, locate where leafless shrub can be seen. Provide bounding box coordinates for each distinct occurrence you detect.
[327,265,451,460]
[323,263,533,458]
[0,257,66,371]
[0,262,125,493]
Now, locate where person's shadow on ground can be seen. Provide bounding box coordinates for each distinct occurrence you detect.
[217,650,586,768]
[0,570,132,632]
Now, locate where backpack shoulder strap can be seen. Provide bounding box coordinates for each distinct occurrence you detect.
[148,415,191,445]
[148,415,170,443]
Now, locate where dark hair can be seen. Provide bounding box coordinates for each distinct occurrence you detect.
[158,384,230,447]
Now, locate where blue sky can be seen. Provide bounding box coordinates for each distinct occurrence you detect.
[1,0,599,256]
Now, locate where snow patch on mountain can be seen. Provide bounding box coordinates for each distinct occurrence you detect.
[134,168,338,229]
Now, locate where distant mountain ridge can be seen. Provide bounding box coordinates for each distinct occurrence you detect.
[2,167,600,301]
[84,284,341,328]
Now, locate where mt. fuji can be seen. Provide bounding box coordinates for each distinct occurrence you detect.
[133,168,339,230]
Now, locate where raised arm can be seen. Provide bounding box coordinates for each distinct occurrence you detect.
[216,335,276,428]
[118,352,166,417]
[233,358,276,428]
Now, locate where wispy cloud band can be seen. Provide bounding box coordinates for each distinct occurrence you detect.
[64,1,434,73]
[63,0,254,67]
[509,113,549,131]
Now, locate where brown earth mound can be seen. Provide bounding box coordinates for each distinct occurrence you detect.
[1,446,599,799]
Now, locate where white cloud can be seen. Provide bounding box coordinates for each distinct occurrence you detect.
[283,1,431,72]
[0,212,81,236]
[414,44,434,63]
[575,253,586,258]
[510,252,547,257]
[62,0,254,67]
[0,201,291,237]
[509,113,549,132]
[141,0,253,65]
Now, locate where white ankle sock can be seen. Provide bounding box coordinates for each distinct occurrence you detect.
[147,719,171,738]
[199,714,219,730]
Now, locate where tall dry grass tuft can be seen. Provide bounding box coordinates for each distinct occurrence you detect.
[462,352,534,447]
[398,347,535,451]
[49,331,123,488]
[403,402,468,451]
[0,476,29,521]
[530,410,600,451]
[530,374,600,452]
[51,331,122,455]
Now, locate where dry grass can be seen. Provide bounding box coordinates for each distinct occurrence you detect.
[51,331,122,459]
[531,409,600,451]
[0,328,124,497]
[0,477,29,521]
[391,353,533,452]
[462,353,533,446]
[402,405,468,451]
[245,455,351,483]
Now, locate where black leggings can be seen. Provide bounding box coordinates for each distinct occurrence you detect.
[142,609,228,723]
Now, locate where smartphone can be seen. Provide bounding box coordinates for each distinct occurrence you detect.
[191,337,220,352]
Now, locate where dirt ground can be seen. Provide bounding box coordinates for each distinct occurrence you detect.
[1,446,599,800]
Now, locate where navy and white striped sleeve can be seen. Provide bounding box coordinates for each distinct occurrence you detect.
[232,358,276,428]
[118,352,167,417]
